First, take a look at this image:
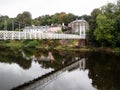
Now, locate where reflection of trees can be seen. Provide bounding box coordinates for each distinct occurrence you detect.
[22,47,40,57]
[86,52,120,90]
[75,51,88,58]
[37,50,86,70]
[0,47,32,69]
[37,51,65,69]
[0,46,88,71]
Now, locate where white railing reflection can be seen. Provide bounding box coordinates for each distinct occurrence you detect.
[12,58,86,90]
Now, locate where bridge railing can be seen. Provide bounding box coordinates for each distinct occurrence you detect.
[0,31,85,40]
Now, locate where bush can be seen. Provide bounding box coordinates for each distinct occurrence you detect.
[25,40,39,47]
[114,47,120,55]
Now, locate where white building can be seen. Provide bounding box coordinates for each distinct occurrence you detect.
[68,19,89,46]
[23,26,50,33]
[23,25,62,33]
[68,18,89,39]
[48,26,62,33]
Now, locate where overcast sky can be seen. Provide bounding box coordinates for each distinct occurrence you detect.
[0,0,116,18]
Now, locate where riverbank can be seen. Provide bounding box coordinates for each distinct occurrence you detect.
[0,40,120,54]
[54,46,119,54]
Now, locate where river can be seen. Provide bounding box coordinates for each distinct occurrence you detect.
[0,47,120,90]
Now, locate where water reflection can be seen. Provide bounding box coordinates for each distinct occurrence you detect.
[0,47,32,69]
[0,61,53,90]
[21,49,79,69]
[0,47,120,90]
[0,47,84,90]
[41,70,96,90]
[86,52,120,90]
[33,58,96,90]
[22,51,55,61]
[13,58,87,90]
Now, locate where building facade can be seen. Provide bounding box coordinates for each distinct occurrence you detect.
[23,25,62,33]
[23,26,50,33]
[68,19,89,46]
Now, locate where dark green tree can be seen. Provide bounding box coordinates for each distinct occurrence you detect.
[87,8,101,46]
[16,11,32,27]
[94,14,115,47]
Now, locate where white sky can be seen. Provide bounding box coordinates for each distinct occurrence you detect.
[0,0,116,18]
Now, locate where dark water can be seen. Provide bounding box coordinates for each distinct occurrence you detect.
[0,47,120,90]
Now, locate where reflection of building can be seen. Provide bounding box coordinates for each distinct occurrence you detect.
[68,18,89,46]
[22,51,55,61]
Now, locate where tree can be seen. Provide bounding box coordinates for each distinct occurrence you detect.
[67,13,76,22]
[16,11,32,27]
[32,19,40,26]
[0,15,9,30]
[79,14,91,22]
[39,15,51,25]
[93,2,120,47]
[94,14,115,47]
[87,8,101,46]
[101,3,117,19]
[51,13,59,24]
[117,0,120,9]
[58,12,68,25]
[114,19,120,47]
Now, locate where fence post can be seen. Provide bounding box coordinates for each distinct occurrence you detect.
[12,31,14,40]
[25,32,26,39]
[35,32,37,39]
[3,31,6,40]
[19,31,20,40]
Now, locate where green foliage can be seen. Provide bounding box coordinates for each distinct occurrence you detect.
[94,14,115,46]
[101,3,117,19]
[117,0,120,10]
[79,14,91,22]
[33,12,77,26]
[39,15,51,25]
[88,1,120,48]
[23,40,39,47]
[0,15,9,30]
[114,47,120,54]
[16,11,32,27]
[87,8,101,46]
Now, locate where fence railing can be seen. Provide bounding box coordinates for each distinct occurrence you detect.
[0,31,85,40]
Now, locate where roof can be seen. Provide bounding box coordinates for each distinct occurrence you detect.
[71,18,87,23]
[24,26,50,29]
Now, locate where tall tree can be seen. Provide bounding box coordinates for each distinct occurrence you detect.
[94,14,115,47]
[87,8,101,46]
[0,15,9,30]
[79,14,91,22]
[16,11,32,27]
[39,15,51,25]
[101,3,117,19]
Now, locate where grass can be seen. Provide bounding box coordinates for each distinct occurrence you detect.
[1,40,120,54]
[5,40,23,48]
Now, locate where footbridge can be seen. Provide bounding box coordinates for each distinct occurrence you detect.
[0,31,85,40]
[12,58,86,90]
